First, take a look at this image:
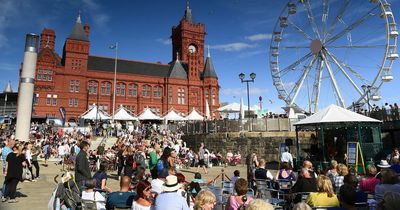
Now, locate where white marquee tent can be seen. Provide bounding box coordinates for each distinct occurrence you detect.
[113,105,137,121]
[185,108,204,121]
[80,104,111,121]
[294,104,381,126]
[163,109,185,121]
[138,108,162,120]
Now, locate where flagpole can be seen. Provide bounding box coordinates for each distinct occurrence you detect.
[112,42,118,122]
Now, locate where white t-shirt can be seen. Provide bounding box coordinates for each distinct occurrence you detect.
[81,191,106,210]
[58,145,65,156]
[131,201,152,210]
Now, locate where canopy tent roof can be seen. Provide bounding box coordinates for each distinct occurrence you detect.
[113,105,137,121]
[185,108,204,121]
[216,102,258,113]
[138,108,162,120]
[163,109,185,121]
[80,104,111,120]
[294,104,381,126]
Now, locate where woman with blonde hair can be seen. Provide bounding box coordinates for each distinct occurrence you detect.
[333,163,348,193]
[326,160,338,183]
[359,164,380,194]
[247,199,274,210]
[194,190,216,210]
[123,146,135,177]
[306,175,339,207]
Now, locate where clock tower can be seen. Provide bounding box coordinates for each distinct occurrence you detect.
[171,2,205,80]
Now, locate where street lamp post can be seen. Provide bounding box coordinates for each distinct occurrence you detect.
[361,84,371,115]
[110,42,118,122]
[239,72,256,131]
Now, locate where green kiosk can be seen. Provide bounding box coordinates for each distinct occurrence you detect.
[293,104,382,173]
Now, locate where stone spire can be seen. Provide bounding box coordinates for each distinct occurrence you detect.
[3,81,13,93]
[68,12,89,41]
[203,47,217,78]
[183,1,195,23]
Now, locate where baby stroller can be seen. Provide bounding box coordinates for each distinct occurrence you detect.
[48,172,82,210]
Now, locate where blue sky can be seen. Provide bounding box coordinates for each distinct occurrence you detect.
[0,0,399,113]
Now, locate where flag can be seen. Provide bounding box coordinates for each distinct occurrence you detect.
[109,43,118,49]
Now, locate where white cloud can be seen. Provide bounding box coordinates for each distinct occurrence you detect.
[221,87,269,96]
[82,0,110,29]
[245,33,271,41]
[211,42,256,52]
[156,38,171,45]
[238,50,266,58]
[0,62,18,72]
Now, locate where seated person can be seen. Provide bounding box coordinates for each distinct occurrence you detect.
[343,174,367,203]
[81,178,106,210]
[375,169,400,202]
[291,168,317,203]
[93,162,112,193]
[106,176,136,209]
[231,170,241,184]
[337,184,357,210]
[254,159,274,180]
[377,191,400,210]
[190,172,204,197]
[305,175,339,207]
[226,178,253,210]
[359,164,380,194]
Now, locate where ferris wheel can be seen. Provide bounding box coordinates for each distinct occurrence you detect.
[269,0,398,113]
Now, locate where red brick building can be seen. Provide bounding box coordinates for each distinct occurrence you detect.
[31,5,219,122]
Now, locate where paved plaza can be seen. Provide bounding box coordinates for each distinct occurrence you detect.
[0,137,249,210]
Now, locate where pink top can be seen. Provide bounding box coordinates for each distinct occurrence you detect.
[227,195,253,210]
[359,177,380,194]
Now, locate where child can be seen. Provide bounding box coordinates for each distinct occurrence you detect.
[231,170,240,184]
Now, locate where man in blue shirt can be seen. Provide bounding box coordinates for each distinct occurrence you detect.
[106,176,136,209]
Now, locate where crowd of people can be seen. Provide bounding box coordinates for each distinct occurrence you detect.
[1,121,400,210]
[358,102,400,122]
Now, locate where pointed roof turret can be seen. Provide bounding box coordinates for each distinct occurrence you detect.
[3,81,13,93]
[68,12,89,41]
[183,1,195,24]
[203,46,218,78]
[169,52,188,79]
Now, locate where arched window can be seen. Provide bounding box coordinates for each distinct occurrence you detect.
[142,85,151,97]
[88,81,98,94]
[153,86,162,98]
[116,83,125,96]
[128,83,137,96]
[101,82,111,95]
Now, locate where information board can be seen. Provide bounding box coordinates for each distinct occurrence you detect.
[347,142,357,165]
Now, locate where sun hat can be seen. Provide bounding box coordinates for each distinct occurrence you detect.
[162,175,181,192]
[377,160,391,168]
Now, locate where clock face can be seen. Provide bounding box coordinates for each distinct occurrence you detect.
[188,44,196,53]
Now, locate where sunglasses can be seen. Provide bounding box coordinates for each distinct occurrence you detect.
[144,187,152,191]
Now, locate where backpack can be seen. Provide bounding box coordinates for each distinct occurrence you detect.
[156,159,168,176]
[135,152,146,169]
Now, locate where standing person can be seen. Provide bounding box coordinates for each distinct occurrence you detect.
[387,148,400,165]
[31,143,40,179]
[123,146,135,178]
[25,143,35,181]
[197,143,207,174]
[116,146,125,180]
[149,143,162,179]
[75,141,91,191]
[1,136,14,175]
[1,137,14,199]
[3,143,25,203]
[246,153,258,189]
[42,141,50,167]
[281,146,293,168]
